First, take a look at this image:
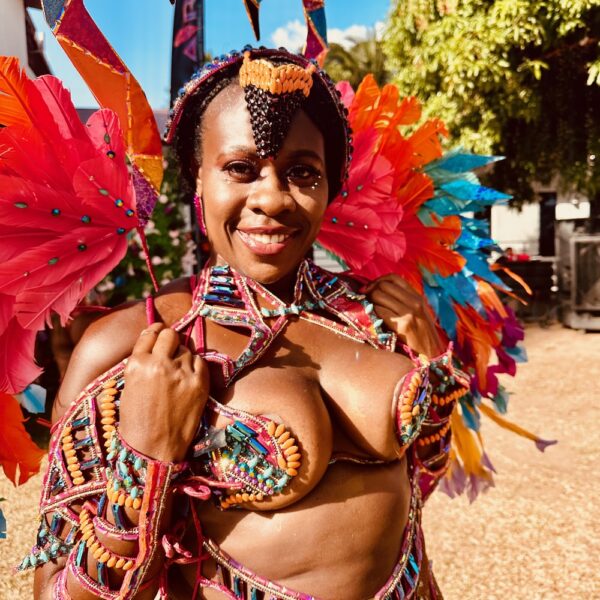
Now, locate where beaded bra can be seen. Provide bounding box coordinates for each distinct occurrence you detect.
[184,258,400,509]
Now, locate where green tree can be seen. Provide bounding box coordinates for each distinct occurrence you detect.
[384,0,600,208]
[324,32,390,88]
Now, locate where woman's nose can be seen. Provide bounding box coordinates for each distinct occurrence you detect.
[246,170,296,216]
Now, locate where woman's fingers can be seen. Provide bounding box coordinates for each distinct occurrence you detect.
[131,322,165,355]
[175,345,193,370]
[376,278,423,313]
[152,328,182,357]
[369,287,412,317]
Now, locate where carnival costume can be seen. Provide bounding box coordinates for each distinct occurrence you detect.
[0,0,555,598]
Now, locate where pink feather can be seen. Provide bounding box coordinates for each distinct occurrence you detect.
[0,318,42,396]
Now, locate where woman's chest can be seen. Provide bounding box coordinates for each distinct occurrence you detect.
[200,318,412,510]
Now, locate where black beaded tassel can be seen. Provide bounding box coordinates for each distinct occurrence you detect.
[243,85,305,158]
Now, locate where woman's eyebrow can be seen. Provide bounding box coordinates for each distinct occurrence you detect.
[216,145,257,160]
[285,149,325,164]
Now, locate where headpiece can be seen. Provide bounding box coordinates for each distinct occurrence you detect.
[164,46,352,200]
[239,51,316,158]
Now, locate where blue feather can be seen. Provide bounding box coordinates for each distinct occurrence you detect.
[17,384,46,414]
[427,153,503,174]
[492,386,510,414]
[505,344,528,363]
[440,180,511,203]
[0,505,6,539]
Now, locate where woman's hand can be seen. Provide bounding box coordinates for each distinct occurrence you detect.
[365,274,445,358]
[118,322,209,462]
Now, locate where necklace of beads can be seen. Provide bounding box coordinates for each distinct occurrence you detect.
[171,259,397,389]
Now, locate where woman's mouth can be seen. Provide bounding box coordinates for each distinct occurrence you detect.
[236,229,296,255]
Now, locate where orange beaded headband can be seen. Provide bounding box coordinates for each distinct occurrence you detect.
[238,51,317,97]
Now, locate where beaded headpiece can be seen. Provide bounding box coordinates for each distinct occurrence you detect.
[239,51,317,158]
[164,47,352,200]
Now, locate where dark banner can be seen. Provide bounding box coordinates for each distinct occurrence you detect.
[170,0,204,104]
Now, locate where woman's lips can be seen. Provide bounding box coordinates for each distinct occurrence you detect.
[236,229,296,255]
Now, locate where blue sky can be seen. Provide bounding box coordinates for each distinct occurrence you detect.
[29,0,391,109]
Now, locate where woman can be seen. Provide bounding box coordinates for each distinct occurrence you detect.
[29,48,465,600]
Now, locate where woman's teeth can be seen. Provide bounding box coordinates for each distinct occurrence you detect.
[243,232,290,244]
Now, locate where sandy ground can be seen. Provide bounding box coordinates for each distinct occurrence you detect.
[1,325,599,599]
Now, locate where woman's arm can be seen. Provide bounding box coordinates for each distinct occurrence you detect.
[34,292,209,599]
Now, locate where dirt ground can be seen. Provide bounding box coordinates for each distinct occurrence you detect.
[1,324,599,599]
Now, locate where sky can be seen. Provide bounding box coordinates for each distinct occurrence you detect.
[29,0,391,109]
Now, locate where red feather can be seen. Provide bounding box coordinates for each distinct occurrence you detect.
[0,57,47,128]
[0,319,42,395]
[0,60,138,393]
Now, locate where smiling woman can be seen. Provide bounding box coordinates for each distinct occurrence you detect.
[198,83,329,286]
[24,47,465,600]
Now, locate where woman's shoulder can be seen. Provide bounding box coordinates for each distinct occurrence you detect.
[53,277,194,420]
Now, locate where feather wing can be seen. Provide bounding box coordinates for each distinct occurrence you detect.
[0,59,138,394]
[321,76,548,500]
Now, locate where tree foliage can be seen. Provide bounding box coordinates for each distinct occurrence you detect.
[324,33,390,88]
[384,0,600,204]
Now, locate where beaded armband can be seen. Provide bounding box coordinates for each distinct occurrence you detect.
[408,348,470,483]
[19,370,189,600]
[195,401,302,509]
[394,347,470,454]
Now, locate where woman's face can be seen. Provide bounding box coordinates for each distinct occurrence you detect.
[197,84,329,285]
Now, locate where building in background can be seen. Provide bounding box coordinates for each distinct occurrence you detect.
[0,0,51,76]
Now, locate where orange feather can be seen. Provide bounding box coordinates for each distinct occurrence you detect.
[0,392,45,485]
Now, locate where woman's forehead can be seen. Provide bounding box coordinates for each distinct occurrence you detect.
[202,84,325,160]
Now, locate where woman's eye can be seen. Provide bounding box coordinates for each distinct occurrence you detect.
[224,161,257,180]
[287,165,322,187]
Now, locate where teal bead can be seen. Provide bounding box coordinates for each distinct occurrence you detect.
[134,457,144,471]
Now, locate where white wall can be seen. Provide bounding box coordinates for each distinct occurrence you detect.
[0,0,29,73]
[491,203,540,256]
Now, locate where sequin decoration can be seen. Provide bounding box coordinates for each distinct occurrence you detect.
[197,407,302,509]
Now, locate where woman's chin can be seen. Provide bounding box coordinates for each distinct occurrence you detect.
[236,259,301,286]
